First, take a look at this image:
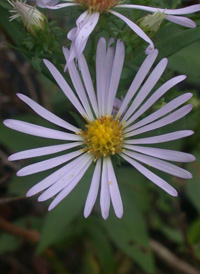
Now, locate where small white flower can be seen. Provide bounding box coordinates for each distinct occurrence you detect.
[8,0,46,33]
[4,38,195,219]
[35,0,200,62]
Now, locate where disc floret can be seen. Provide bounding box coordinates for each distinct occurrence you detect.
[75,0,118,12]
[81,115,124,159]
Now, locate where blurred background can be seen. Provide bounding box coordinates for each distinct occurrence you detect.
[0,0,200,273]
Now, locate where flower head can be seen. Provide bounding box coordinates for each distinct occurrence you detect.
[4,38,195,219]
[35,0,200,63]
[76,0,118,12]
[8,0,46,34]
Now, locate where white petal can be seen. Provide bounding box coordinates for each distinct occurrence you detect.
[124,104,192,138]
[17,150,83,176]
[17,93,78,132]
[107,157,123,218]
[76,10,90,27]
[26,153,85,196]
[126,93,192,132]
[38,154,92,201]
[116,4,200,15]
[48,157,92,210]
[124,75,186,127]
[124,130,194,145]
[3,119,82,141]
[63,47,94,121]
[8,142,82,161]
[68,11,99,64]
[107,39,125,115]
[67,27,77,41]
[104,38,115,116]
[123,145,195,163]
[123,150,192,179]
[78,54,99,117]
[117,49,158,117]
[100,158,110,220]
[44,3,78,9]
[36,0,60,8]
[166,15,196,28]
[120,153,178,196]
[43,59,87,117]
[123,58,168,124]
[75,12,99,51]
[84,158,101,218]
[96,37,107,116]
[109,10,154,49]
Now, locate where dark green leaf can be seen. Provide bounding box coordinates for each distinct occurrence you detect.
[102,184,155,274]
[36,166,94,253]
[185,153,200,214]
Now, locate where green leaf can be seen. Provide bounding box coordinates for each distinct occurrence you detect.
[160,226,183,245]
[155,23,200,60]
[132,23,200,66]
[102,184,155,274]
[185,153,200,215]
[188,218,200,244]
[0,6,26,45]
[36,166,94,253]
[168,42,200,85]
[0,234,20,255]
[115,167,150,211]
[87,218,116,273]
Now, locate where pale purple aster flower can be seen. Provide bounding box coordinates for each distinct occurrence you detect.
[35,0,200,62]
[4,38,195,219]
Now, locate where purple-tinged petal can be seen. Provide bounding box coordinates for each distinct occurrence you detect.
[84,158,102,218]
[120,153,178,196]
[107,157,123,218]
[124,130,194,145]
[17,93,78,132]
[9,142,82,161]
[48,157,92,210]
[17,150,83,176]
[100,158,110,220]
[109,10,154,50]
[123,150,192,179]
[3,119,82,141]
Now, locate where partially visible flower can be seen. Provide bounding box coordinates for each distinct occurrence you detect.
[35,0,200,63]
[8,0,46,34]
[36,0,59,8]
[4,38,195,219]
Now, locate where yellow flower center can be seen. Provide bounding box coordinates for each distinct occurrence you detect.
[80,115,124,159]
[76,0,118,12]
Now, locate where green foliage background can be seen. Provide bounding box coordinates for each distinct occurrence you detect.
[0,0,200,273]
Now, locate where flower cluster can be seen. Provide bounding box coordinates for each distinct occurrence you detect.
[5,0,199,218]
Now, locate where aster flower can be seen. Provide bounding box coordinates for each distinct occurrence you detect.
[35,0,200,62]
[4,38,195,219]
[8,0,46,34]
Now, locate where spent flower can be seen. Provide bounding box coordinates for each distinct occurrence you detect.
[8,0,47,34]
[4,38,195,219]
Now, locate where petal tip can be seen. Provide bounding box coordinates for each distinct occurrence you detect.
[8,155,14,161]
[16,170,23,177]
